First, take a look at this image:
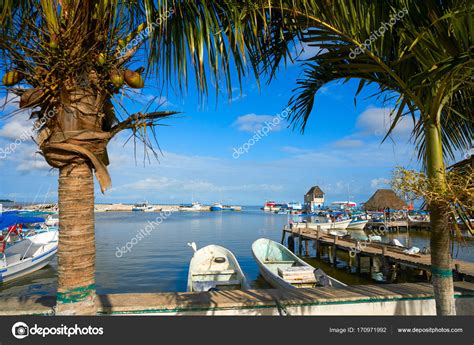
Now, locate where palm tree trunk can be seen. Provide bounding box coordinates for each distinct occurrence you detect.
[425,121,455,315]
[55,162,97,315]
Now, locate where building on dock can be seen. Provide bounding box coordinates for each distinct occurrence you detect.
[304,186,325,212]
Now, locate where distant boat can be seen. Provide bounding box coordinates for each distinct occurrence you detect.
[187,243,248,292]
[287,202,303,211]
[252,238,346,289]
[0,229,58,283]
[210,203,223,211]
[180,202,202,212]
[132,202,153,212]
[262,201,276,211]
[210,203,235,212]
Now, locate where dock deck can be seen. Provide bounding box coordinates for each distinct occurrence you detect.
[1,282,473,315]
[283,226,474,279]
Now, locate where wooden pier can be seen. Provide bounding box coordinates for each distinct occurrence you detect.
[2,282,474,315]
[282,225,474,281]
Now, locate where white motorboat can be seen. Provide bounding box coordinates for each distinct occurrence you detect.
[187,243,248,292]
[0,229,58,283]
[132,202,152,212]
[252,238,346,289]
[180,202,202,212]
[347,215,369,230]
[291,218,352,232]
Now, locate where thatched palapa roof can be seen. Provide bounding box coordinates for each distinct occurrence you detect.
[363,189,405,211]
[306,186,324,197]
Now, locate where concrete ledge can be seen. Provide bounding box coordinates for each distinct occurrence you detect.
[1,282,473,316]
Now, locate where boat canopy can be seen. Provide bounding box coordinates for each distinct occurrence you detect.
[0,213,45,229]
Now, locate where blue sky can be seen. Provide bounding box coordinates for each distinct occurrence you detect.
[0,44,440,206]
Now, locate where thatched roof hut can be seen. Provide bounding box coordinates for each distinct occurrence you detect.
[305,186,324,198]
[363,189,405,211]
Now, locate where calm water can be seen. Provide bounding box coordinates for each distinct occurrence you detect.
[1,207,473,298]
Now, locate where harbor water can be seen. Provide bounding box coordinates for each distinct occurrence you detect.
[1,206,473,298]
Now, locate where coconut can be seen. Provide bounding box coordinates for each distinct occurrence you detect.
[97,53,106,65]
[110,70,124,88]
[124,70,144,89]
[2,70,24,86]
[20,88,45,108]
[137,23,146,32]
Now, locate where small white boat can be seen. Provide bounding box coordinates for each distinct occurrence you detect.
[291,218,352,231]
[180,202,202,212]
[252,238,346,289]
[0,229,58,283]
[132,202,152,212]
[187,243,248,292]
[347,215,369,230]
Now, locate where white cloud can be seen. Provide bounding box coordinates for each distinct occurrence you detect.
[371,177,390,189]
[0,118,33,140]
[113,176,283,194]
[233,113,285,132]
[356,106,414,138]
[332,139,364,148]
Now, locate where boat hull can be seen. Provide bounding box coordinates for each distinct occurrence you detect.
[292,219,352,231]
[251,238,346,290]
[187,245,247,292]
[347,220,368,230]
[0,231,58,283]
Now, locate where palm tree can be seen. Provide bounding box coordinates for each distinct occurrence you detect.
[0,0,263,315]
[247,0,472,315]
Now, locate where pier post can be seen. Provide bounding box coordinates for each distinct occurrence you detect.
[315,227,321,259]
[298,229,303,256]
[288,235,295,253]
[304,240,309,257]
[280,229,286,245]
[332,236,337,267]
[356,254,361,274]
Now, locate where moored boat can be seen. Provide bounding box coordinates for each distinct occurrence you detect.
[210,203,223,211]
[180,202,202,212]
[132,202,150,212]
[251,238,346,289]
[0,229,58,283]
[347,215,369,230]
[262,201,276,211]
[187,243,248,292]
[291,218,352,231]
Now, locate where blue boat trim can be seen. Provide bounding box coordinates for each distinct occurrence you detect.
[32,247,58,262]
